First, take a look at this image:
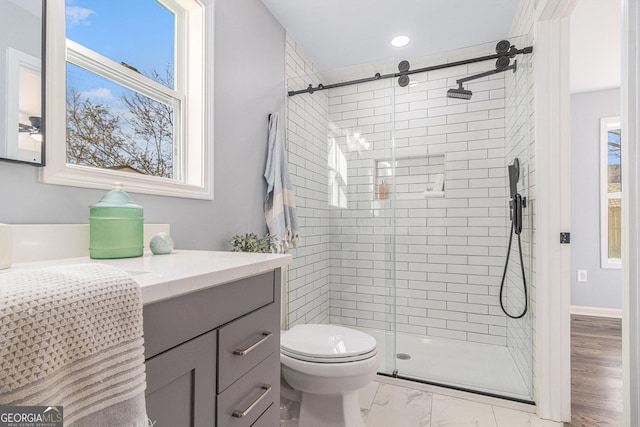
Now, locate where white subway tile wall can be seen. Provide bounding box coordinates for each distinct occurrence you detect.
[327,77,396,332]
[510,0,538,401]
[503,38,534,397]
[285,34,331,326]
[326,56,522,348]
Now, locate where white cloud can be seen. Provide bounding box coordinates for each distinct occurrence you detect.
[79,87,114,101]
[66,5,95,28]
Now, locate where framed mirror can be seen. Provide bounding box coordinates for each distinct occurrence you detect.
[0,0,45,166]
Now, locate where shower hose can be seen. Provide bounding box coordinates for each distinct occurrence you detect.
[499,221,528,319]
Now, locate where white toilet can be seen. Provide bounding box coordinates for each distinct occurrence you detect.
[280,324,379,427]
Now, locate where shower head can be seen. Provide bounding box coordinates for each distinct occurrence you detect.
[447,58,517,102]
[447,85,473,100]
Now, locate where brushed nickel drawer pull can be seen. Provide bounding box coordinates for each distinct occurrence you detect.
[231,384,271,418]
[233,331,272,356]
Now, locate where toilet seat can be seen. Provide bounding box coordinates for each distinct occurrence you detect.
[281,324,377,364]
[281,347,377,363]
[281,350,379,379]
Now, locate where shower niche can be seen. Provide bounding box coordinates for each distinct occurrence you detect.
[375,155,445,201]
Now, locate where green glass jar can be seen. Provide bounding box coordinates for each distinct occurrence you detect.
[89,185,144,259]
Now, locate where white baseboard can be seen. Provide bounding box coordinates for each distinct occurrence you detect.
[570,305,622,318]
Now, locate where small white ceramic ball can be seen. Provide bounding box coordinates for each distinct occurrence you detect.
[150,232,174,255]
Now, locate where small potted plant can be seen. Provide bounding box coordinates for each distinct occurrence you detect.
[229,232,274,253]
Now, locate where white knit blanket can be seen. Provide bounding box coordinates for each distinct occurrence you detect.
[0,264,148,426]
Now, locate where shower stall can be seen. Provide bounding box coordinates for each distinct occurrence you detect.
[284,36,534,403]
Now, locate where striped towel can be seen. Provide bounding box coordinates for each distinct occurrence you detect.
[0,264,148,426]
[264,112,300,253]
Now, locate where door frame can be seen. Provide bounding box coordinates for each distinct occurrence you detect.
[533,0,577,422]
[622,1,640,425]
[537,0,640,424]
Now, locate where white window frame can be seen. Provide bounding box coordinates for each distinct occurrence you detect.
[43,0,213,199]
[600,116,622,268]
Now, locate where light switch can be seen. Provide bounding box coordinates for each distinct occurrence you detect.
[577,270,588,282]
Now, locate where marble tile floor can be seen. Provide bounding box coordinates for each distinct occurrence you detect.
[280,377,563,427]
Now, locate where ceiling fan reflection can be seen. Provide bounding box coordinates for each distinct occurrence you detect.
[18,116,42,142]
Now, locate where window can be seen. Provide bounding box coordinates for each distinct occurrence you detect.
[600,116,621,268]
[44,0,212,199]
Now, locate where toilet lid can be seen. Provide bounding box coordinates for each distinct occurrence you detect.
[281,324,377,360]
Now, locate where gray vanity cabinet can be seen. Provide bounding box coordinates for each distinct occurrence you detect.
[142,269,282,427]
[145,330,217,426]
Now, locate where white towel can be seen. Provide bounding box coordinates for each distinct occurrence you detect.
[0,264,148,426]
[264,112,301,253]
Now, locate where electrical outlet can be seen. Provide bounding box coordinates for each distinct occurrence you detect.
[577,270,588,282]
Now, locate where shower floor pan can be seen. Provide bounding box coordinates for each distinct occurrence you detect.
[357,327,532,403]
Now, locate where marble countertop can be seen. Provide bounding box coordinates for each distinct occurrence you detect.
[6,250,292,305]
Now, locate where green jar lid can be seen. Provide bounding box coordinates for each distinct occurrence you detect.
[90,184,143,210]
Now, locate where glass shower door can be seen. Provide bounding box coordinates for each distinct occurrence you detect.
[285,60,398,376]
[389,38,534,402]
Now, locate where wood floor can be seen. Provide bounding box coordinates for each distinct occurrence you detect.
[568,315,623,426]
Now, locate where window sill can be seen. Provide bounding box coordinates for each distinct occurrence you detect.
[41,164,213,200]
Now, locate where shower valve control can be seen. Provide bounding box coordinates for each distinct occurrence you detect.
[560,232,571,244]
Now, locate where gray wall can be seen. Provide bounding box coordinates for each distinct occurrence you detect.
[570,88,622,309]
[0,0,286,251]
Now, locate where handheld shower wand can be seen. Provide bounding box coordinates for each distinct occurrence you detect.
[500,158,528,319]
[508,160,523,235]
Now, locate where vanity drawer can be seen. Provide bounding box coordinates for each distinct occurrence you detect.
[250,402,278,427]
[217,352,279,427]
[144,271,275,358]
[218,302,279,392]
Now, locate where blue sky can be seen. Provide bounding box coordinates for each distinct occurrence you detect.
[65,0,175,78]
[64,0,176,171]
[65,0,176,134]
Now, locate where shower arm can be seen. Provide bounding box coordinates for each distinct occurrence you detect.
[288,45,533,97]
[455,61,517,88]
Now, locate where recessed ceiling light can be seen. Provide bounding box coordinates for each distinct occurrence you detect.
[391,35,410,48]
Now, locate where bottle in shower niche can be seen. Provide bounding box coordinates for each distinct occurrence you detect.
[89,184,144,259]
[376,179,390,200]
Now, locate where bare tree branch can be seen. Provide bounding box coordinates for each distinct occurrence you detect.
[66,67,175,178]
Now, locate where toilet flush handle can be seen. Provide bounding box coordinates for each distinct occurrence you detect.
[233,331,273,356]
